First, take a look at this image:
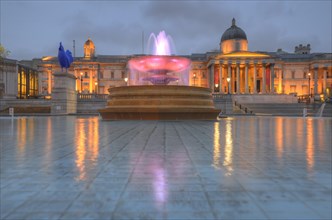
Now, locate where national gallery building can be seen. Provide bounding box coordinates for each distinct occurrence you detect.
[1,19,331,100]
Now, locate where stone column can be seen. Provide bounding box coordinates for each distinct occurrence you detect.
[89,69,93,93]
[314,65,319,100]
[323,67,327,96]
[236,62,240,94]
[48,70,52,94]
[270,63,275,93]
[228,63,232,94]
[262,63,266,93]
[219,62,223,94]
[51,72,77,115]
[210,64,215,91]
[245,62,249,93]
[253,63,257,94]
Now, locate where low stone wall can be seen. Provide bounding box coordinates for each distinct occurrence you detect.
[233,94,298,104]
[77,100,107,114]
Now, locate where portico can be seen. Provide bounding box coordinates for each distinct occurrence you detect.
[208,52,275,94]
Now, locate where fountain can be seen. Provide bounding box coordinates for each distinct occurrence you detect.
[98,31,219,120]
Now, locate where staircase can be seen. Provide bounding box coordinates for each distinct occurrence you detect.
[242,102,332,117]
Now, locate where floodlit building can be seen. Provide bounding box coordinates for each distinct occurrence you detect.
[0,58,39,99]
[2,19,331,100]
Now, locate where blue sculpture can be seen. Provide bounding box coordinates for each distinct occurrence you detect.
[58,42,73,72]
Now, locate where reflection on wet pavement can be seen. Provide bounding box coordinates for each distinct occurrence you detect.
[1,116,331,219]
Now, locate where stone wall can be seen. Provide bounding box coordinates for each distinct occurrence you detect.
[233,94,298,104]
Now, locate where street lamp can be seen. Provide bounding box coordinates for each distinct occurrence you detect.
[308,72,311,97]
[215,83,219,93]
[227,77,230,94]
[193,73,196,86]
[124,77,128,85]
[80,72,83,93]
[95,82,98,94]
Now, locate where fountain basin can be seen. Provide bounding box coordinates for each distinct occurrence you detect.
[98,85,220,120]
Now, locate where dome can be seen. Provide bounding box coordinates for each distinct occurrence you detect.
[84,38,94,46]
[221,18,247,42]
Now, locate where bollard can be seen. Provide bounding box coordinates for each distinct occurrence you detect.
[303,107,307,117]
[9,107,14,118]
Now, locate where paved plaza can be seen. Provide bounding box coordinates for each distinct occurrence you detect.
[0,116,331,219]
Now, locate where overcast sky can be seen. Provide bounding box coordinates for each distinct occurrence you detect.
[1,0,331,60]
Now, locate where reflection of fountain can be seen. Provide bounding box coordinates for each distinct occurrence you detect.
[99,31,219,120]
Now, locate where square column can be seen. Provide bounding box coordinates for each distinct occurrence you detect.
[253,64,257,94]
[262,64,266,93]
[228,64,232,94]
[245,63,249,93]
[314,66,319,100]
[219,63,223,94]
[323,68,327,96]
[236,63,240,94]
[210,64,215,91]
[270,64,275,93]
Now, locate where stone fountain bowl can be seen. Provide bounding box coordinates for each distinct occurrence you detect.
[98,85,220,120]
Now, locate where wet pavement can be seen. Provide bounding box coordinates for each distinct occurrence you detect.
[1,116,331,219]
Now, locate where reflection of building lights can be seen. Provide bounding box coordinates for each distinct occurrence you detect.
[276,118,284,159]
[75,118,100,181]
[306,119,314,173]
[223,119,233,175]
[213,122,221,168]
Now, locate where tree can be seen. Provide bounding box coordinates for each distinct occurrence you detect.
[0,44,10,58]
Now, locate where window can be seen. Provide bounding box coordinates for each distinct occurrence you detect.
[303,72,307,79]
[291,71,295,79]
[235,41,240,51]
[121,71,125,79]
[202,72,206,79]
[290,85,296,93]
[84,72,88,78]
[111,72,114,79]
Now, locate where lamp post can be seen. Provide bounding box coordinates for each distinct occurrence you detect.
[80,72,83,93]
[193,73,196,86]
[95,82,98,94]
[308,72,311,97]
[215,83,219,93]
[124,77,128,85]
[227,77,230,94]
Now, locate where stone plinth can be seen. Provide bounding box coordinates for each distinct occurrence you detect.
[99,85,220,120]
[51,72,77,115]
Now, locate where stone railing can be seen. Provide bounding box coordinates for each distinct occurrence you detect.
[77,93,108,101]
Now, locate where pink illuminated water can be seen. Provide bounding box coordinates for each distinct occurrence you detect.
[128,31,190,85]
[148,31,176,56]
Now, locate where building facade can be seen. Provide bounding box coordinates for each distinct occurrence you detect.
[0,58,39,99]
[2,19,332,100]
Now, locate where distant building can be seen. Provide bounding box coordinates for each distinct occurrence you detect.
[0,58,38,99]
[2,18,332,100]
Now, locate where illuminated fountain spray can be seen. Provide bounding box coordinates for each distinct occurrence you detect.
[148,31,174,56]
[128,31,191,85]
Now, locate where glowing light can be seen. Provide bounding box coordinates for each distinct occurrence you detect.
[223,119,233,176]
[306,119,314,173]
[213,122,221,169]
[218,51,270,58]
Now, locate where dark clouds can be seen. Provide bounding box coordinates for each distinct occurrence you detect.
[1,1,331,60]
